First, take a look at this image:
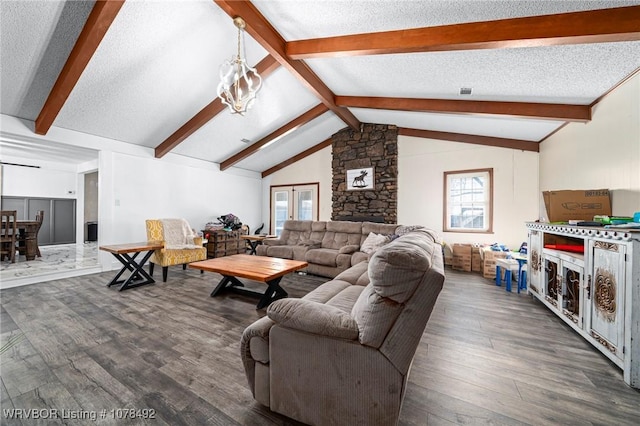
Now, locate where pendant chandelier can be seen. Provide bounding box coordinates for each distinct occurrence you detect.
[217,17,262,115]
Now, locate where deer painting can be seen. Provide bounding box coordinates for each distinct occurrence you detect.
[352,170,369,188]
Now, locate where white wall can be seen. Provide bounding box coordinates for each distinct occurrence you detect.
[262,135,538,249]
[539,72,640,217]
[398,137,539,248]
[261,147,333,231]
[1,115,263,271]
[1,157,78,199]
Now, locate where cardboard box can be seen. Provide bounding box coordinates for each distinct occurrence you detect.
[471,246,482,272]
[481,248,509,279]
[452,243,472,272]
[542,189,611,223]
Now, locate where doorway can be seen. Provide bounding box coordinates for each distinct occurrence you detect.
[270,183,319,236]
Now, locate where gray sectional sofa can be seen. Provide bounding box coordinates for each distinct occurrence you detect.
[256,220,407,277]
[241,228,445,425]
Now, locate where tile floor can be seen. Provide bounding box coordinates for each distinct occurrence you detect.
[0,242,99,287]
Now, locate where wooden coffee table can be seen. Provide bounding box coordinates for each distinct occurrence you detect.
[189,254,307,309]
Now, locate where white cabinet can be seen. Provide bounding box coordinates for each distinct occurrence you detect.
[526,223,640,389]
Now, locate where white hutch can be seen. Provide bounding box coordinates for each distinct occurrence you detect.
[526,222,640,389]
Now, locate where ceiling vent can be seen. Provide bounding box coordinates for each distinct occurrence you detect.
[241,138,251,144]
[459,87,472,95]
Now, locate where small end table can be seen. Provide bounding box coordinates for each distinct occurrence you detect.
[241,235,277,255]
[99,241,164,291]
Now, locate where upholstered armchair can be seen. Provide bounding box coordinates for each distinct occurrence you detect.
[145,219,206,282]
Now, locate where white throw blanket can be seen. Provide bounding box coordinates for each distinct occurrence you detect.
[161,218,200,250]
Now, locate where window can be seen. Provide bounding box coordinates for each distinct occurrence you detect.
[443,168,493,233]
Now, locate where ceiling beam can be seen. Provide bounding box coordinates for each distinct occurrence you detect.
[214,0,360,130]
[154,55,280,158]
[398,128,539,152]
[287,6,640,59]
[262,137,333,178]
[220,104,329,171]
[336,96,591,122]
[34,1,125,135]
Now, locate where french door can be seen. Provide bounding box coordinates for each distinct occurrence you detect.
[270,183,318,236]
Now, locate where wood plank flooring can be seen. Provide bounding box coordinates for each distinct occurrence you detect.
[1,266,639,425]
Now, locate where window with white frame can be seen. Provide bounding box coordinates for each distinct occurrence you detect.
[443,168,493,233]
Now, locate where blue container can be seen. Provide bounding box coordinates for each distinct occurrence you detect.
[634,212,640,223]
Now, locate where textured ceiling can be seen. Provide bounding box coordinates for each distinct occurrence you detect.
[1,0,639,171]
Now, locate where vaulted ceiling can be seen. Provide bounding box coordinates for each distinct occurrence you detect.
[1,0,639,176]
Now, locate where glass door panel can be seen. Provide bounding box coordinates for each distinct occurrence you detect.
[273,190,290,237]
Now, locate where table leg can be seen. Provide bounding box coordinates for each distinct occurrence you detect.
[256,276,288,310]
[107,250,156,291]
[209,274,287,309]
[210,275,245,297]
[248,241,260,255]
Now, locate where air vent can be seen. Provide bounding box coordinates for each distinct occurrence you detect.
[459,87,472,95]
[241,138,251,144]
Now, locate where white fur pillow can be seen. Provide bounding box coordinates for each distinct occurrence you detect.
[360,232,388,254]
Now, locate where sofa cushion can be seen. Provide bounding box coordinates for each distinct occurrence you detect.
[297,239,321,248]
[267,245,294,259]
[351,251,369,266]
[339,244,359,254]
[360,232,388,254]
[326,285,366,313]
[334,261,369,285]
[306,248,339,267]
[320,221,363,249]
[368,230,434,303]
[350,230,436,347]
[362,222,398,237]
[304,279,351,303]
[351,284,403,348]
[268,299,359,340]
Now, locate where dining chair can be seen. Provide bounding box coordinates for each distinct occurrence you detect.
[16,210,44,258]
[1,210,17,263]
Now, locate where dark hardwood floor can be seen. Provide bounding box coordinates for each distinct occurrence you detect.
[1,266,639,425]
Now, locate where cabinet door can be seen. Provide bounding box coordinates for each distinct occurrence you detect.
[543,255,562,310]
[528,230,543,296]
[52,199,76,244]
[588,241,625,361]
[561,261,584,328]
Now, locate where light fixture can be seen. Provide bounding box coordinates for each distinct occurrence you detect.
[217,17,262,115]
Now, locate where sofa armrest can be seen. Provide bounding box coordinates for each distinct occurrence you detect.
[262,239,284,246]
[267,299,359,340]
[339,244,360,254]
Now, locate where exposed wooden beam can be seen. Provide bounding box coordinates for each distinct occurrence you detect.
[262,137,333,178]
[34,1,125,135]
[398,128,539,152]
[220,104,329,171]
[287,6,640,59]
[336,96,591,122]
[154,55,280,158]
[214,0,360,130]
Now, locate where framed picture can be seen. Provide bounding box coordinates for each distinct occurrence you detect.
[346,167,374,190]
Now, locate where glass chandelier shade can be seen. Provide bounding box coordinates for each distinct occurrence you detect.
[217,17,262,115]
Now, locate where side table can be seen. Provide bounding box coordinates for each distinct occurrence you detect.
[241,235,277,255]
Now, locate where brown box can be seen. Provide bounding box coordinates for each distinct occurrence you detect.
[452,243,472,272]
[471,246,482,272]
[542,189,611,223]
[481,248,509,279]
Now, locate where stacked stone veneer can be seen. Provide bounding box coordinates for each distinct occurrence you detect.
[331,123,398,223]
